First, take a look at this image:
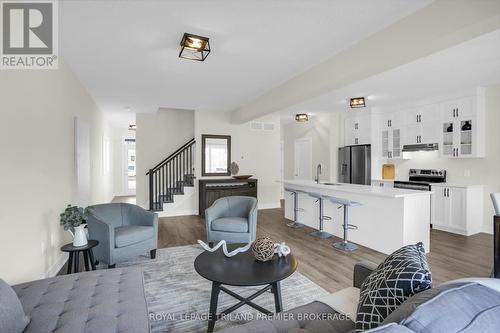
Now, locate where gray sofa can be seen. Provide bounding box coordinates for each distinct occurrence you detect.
[87,203,158,267]
[205,196,258,245]
[5,268,149,333]
[220,261,500,333]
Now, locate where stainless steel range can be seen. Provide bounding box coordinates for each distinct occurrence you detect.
[394,169,447,191]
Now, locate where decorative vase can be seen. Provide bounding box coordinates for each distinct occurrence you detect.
[71,225,88,247]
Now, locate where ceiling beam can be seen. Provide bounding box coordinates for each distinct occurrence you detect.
[230,0,500,124]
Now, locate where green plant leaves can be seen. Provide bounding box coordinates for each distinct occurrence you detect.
[60,204,88,233]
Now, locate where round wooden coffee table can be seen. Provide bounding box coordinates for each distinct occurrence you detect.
[194,244,298,333]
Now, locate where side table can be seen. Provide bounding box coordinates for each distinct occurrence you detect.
[61,240,99,274]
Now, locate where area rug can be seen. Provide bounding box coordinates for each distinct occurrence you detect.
[110,244,329,333]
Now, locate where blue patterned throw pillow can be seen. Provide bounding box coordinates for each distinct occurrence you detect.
[356,242,432,331]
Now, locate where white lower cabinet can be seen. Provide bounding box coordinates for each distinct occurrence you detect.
[430,184,483,236]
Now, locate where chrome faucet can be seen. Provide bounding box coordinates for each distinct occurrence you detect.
[315,164,322,184]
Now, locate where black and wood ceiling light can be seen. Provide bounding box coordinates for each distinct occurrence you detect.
[179,33,211,61]
[295,113,309,122]
[350,97,366,108]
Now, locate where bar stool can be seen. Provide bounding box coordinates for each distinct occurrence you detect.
[284,187,305,229]
[308,192,333,239]
[329,196,361,251]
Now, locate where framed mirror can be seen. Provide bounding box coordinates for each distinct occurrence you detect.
[201,134,231,176]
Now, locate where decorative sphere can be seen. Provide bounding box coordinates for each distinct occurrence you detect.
[251,236,275,262]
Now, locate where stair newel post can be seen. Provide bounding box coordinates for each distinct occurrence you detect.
[162,164,165,201]
[179,154,181,189]
[183,150,186,181]
[155,170,159,209]
[191,143,194,174]
[169,160,172,199]
[149,169,154,211]
[188,144,191,176]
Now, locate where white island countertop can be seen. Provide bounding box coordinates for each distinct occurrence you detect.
[282,180,432,198]
[282,179,432,254]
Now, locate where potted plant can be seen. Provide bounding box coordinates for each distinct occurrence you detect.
[60,205,90,247]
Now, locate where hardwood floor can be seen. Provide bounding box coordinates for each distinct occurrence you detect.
[158,207,494,293]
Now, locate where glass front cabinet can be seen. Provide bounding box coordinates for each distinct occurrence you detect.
[439,90,485,159]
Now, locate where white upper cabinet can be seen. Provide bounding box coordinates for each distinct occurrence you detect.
[403,105,439,145]
[344,114,371,145]
[344,88,485,160]
[439,89,485,158]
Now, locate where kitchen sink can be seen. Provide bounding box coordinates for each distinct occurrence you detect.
[320,182,342,186]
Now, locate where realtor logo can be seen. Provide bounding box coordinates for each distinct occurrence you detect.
[1,0,58,69]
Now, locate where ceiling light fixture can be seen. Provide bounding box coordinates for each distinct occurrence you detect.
[179,33,211,61]
[295,113,309,122]
[350,97,366,108]
[128,124,136,131]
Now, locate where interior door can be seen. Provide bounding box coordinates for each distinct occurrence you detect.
[294,138,312,180]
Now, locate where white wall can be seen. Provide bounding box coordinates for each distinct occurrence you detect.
[388,85,500,233]
[329,112,341,182]
[282,114,331,181]
[135,108,194,207]
[195,111,282,210]
[113,127,135,196]
[0,61,114,284]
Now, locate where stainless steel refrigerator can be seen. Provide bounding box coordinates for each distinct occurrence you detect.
[338,145,371,185]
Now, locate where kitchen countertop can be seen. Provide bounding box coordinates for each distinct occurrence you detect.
[282,180,433,198]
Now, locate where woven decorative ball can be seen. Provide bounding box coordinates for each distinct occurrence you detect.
[251,236,275,262]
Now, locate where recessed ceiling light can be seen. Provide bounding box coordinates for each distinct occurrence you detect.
[179,33,211,61]
[295,113,309,122]
[350,97,366,108]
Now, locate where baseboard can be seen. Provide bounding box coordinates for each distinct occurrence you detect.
[46,252,68,278]
[157,209,199,217]
[113,192,135,198]
[258,202,281,210]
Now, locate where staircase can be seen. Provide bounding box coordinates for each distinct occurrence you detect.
[147,138,195,211]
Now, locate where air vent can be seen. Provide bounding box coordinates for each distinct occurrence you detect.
[263,123,275,131]
[250,122,276,131]
[250,122,263,130]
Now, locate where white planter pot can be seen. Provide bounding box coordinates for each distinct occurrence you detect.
[72,225,88,247]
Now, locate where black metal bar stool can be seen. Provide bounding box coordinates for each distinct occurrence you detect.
[308,192,333,239]
[329,196,361,251]
[284,187,305,229]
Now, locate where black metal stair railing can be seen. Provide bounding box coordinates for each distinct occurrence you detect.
[146,138,195,211]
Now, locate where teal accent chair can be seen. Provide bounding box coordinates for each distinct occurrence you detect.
[205,196,257,245]
[87,203,158,268]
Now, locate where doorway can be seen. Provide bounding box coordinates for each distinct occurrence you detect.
[123,138,136,196]
[294,137,312,180]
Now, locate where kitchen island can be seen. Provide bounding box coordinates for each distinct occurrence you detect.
[283,180,432,255]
